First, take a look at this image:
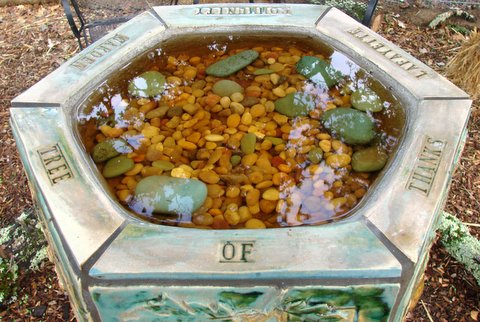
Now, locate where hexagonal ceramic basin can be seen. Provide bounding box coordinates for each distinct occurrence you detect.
[10,4,471,322]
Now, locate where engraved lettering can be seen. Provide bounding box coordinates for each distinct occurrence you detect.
[240,243,254,262]
[195,6,291,16]
[52,172,73,184]
[369,41,384,50]
[400,62,415,71]
[391,56,409,65]
[222,242,235,260]
[70,33,130,71]
[348,27,429,79]
[219,240,255,263]
[37,144,74,185]
[406,136,446,196]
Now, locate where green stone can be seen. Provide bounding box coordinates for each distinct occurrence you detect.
[274,92,316,118]
[241,132,256,154]
[133,176,207,215]
[102,155,134,178]
[308,147,324,164]
[296,56,342,87]
[92,138,132,163]
[352,146,388,172]
[206,50,259,77]
[151,160,175,171]
[321,108,376,145]
[351,88,384,112]
[253,68,274,75]
[264,136,284,146]
[128,71,166,98]
[230,155,242,166]
[212,80,244,97]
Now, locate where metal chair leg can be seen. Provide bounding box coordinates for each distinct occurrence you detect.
[362,0,379,27]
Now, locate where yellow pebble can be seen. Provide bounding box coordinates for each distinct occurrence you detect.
[205,142,217,150]
[241,112,253,125]
[116,190,132,203]
[227,114,241,128]
[230,92,244,103]
[124,163,143,176]
[326,154,351,168]
[270,73,281,85]
[199,169,220,184]
[272,87,286,97]
[171,167,191,178]
[319,140,332,153]
[250,104,266,118]
[224,210,240,225]
[178,139,197,150]
[238,206,252,223]
[226,186,241,198]
[220,96,231,108]
[205,134,225,142]
[245,218,266,229]
[262,188,280,201]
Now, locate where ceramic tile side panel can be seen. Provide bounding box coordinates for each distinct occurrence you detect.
[90,284,399,321]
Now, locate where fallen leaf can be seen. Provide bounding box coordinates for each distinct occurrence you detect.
[472,310,479,321]
[371,14,383,32]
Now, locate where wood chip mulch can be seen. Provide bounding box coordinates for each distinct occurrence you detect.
[0,2,478,321]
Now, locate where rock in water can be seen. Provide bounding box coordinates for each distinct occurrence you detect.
[128,71,166,98]
[274,92,316,117]
[92,138,132,163]
[102,155,135,178]
[296,56,342,88]
[321,108,376,145]
[206,50,259,77]
[132,176,207,216]
[352,146,388,172]
[351,88,384,112]
[212,80,244,97]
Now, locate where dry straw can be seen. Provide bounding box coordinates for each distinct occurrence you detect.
[446,28,480,100]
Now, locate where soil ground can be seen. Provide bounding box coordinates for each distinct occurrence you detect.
[0,1,479,321]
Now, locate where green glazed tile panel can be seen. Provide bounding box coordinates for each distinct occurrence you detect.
[90,284,399,321]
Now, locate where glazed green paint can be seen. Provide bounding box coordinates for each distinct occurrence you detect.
[92,138,132,163]
[132,176,207,215]
[351,88,384,112]
[352,146,389,172]
[102,155,134,178]
[90,284,397,321]
[212,80,244,97]
[296,56,342,87]
[128,71,166,98]
[274,92,316,117]
[206,50,259,77]
[321,108,376,145]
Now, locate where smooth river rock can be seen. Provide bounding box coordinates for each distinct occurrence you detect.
[296,56,342,88]
[92,138,132,163]
[102,155,134,178]
[206,50,259,77]
[274,92,316,117]
[132,175,207,216]
[128,71,166,98]
[352,146,388,172]
[212,80,244,97]
[321,108,376,145]
[351,88,384,113]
